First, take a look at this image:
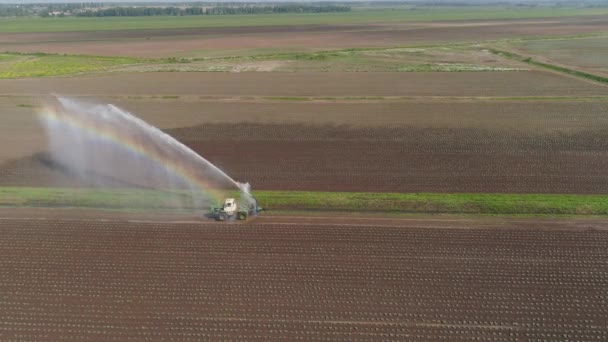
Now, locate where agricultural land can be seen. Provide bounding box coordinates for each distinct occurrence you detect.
[1,3,608,341]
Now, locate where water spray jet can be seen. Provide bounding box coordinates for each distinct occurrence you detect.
[38,96,256,216]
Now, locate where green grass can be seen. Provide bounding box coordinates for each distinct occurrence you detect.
[0,53,20,62]
[0,48,530,76]
[0,187,191,209]
[0,8,607,33]
[255,191,608,215]
[233,95,608,102]
[177,45,528,73]
[0,53,141,78]
[2,187,608,216]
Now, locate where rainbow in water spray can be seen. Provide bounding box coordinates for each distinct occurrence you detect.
[38,97,249,205]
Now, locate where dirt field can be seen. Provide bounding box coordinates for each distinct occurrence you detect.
[2,16,608,57]
[1,71,606,97]
[1,11,608,340]
[513,36,608,77]
[3,99,608,193]
[0,215,606,341]
[0,70,603,166]
[176,122,608,194]
[1,14,608,195]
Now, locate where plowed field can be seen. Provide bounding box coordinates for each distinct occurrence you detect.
[0,216,606,341]
[4,99,608,193]
[176,122,608,194]
[2,16,608,57]
[2,71,606,97]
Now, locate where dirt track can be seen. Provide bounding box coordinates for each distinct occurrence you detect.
[0,215,606,341]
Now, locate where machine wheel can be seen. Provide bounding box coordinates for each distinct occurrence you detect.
[218,212,227,221]
[237,212,247,220]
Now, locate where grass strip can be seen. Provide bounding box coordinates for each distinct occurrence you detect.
[1,187,608,216]
[488,48,608,85]
[0,187,188,209]
[0,53,143,78]
[255,191,608,215]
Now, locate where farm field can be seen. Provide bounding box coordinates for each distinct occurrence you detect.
[1,71,606,96]
[0,216,606,341]
[3,98,608,194]
[6,188,608,215]
[0,53,139,78]
[2,7,608,33]
[2,16,608,60]
[2,5,608,341]
[512,36,608,76]
[163,109,608,194]
[1,16,608,58]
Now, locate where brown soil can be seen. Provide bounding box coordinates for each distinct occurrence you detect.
[0,99,46,162]
[2,17,608,57]
[3,98,608,194]
[1,71,606,97]
[5,119,608,194]
[0,216,606,341]
[175,123,608,194]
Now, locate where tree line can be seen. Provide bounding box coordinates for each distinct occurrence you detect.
[1,3,350,17]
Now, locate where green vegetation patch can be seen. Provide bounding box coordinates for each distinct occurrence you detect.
[0,45,526,76]
[0,53,19,62]
[0,187,187,209]
[0,53,141,78]
[2,187,608,216]
[256,191,608,215]
[183,45,527,73]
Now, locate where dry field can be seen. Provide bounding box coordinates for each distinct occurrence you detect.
[5,15,604,194]
[3,98,608,193]
[0,215,606,341]
[174,120,608,194]
[1,71,606,97]
[1,10,608,341]
[2,16,608,57]
[512,36,608,77]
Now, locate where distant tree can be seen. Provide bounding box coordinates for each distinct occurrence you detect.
[75,4,351,17]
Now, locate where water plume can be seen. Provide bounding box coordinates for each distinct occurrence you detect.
[38,96,250,210]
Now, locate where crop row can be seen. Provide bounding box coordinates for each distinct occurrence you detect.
[0,219,606,341]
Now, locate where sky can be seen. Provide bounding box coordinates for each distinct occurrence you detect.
[0,0,579,4]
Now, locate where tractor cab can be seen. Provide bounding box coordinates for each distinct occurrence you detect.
[223,198,237,215]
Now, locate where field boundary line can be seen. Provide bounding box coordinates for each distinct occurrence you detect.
[487,48,608,86]
[7,94,608,103]
[2,216,607,231]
